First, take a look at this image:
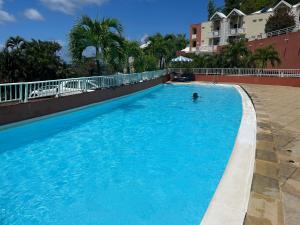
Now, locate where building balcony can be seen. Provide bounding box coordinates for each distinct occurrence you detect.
[229,28,246,36]
[208,30,220,38]
[189,46,217,53]
[200,45,218,53]
[191,34,197,39]
[190,47,197,52]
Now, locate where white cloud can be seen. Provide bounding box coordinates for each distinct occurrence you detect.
[24,8,44,21]
[41,0,109,15]
[0,9,15,23]
[0,1,16,24]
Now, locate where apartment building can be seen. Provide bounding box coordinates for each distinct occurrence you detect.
[189,0,300,54]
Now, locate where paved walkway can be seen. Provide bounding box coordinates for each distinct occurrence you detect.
[242,84,300,225]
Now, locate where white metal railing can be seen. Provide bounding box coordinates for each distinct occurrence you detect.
[0,70,167,104]
[209,30,220,38]
[190,47,197,52]
[189,45,218,53]
[169,68,300,77]
[229,28,246,36]
[248,24,300,41]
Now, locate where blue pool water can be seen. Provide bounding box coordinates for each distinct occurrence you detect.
[0,84,242,225]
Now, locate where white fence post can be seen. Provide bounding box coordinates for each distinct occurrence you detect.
[24,83,28,103]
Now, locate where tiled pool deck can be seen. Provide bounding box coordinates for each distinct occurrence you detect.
[242,84,300,225]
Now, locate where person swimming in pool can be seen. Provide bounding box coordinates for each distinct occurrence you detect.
[192,92,199,101]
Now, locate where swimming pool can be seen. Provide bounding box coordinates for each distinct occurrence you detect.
[0,84,242,225]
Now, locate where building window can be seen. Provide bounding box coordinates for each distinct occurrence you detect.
[192,41,197,47]
[253,19,257,22]
[192,28,197,34]
[259,19,263,22]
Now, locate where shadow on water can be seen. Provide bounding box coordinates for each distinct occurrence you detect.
[122,104,146,112]
[0,85,163,154]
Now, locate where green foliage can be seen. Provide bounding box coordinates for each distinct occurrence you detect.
[69,16,177,74]
[69,15,123,75]
[143,33,187,69]
[0,36,67,82]
[253,45,281,68]
[68,57,96,77]
[134,54,158,72]
[224,0,241,14]
[240,0,276,14]
[220,40,252,67]
[265,8,296,33]
[123,40,143,73]
[239,0,299,15]
[171,41,281,69]
[208,0,217,20]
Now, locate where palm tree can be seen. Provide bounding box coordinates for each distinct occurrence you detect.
[145,33,168,69]
[123,40,142,73]
[222,41,251,68]
[69,15,124,75]
[5,36,25,51]
[2,36,26,82]
[253,45,281,68]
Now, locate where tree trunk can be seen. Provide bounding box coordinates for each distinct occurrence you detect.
[160,57,163,69]
[96,47,101,75]
[127,58,130,74]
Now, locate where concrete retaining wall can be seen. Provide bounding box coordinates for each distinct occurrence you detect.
[0,75,169,126]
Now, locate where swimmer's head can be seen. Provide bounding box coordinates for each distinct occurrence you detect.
[193,93,199,99]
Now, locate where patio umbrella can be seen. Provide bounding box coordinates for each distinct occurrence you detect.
[171,56,193,62]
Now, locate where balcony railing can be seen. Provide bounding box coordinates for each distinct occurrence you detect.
[0,70,167,104]
[189,46,218,53]
[209,30,221,38]
[169,68,300,78]
[248,24,300,41]
[229,28,246,35]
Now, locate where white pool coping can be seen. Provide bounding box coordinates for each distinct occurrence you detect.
[200,84,257,225]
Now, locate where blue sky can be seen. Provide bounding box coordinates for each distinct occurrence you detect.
[0,0,224,50]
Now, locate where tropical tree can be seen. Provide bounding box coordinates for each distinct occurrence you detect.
[144,33,168,69]
[123,40,143,73]
[0,36,67,82]
[0,36,26,82]
[265,7,295,33]
[224,0,241,14]
[208,0,217,20]
[134,54,158,72]
[164,34,187,63]
[240,0,275,15]
[69,15,124,75]
[221,40,252,68]
[144,33,187,69]
[253,45,281,68]
[5,36,25,51]
[23,40,67,81]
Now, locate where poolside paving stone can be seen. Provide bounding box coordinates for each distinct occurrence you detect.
[255,160,279,180]
[256,149,277,163]
[242,84,300,225]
